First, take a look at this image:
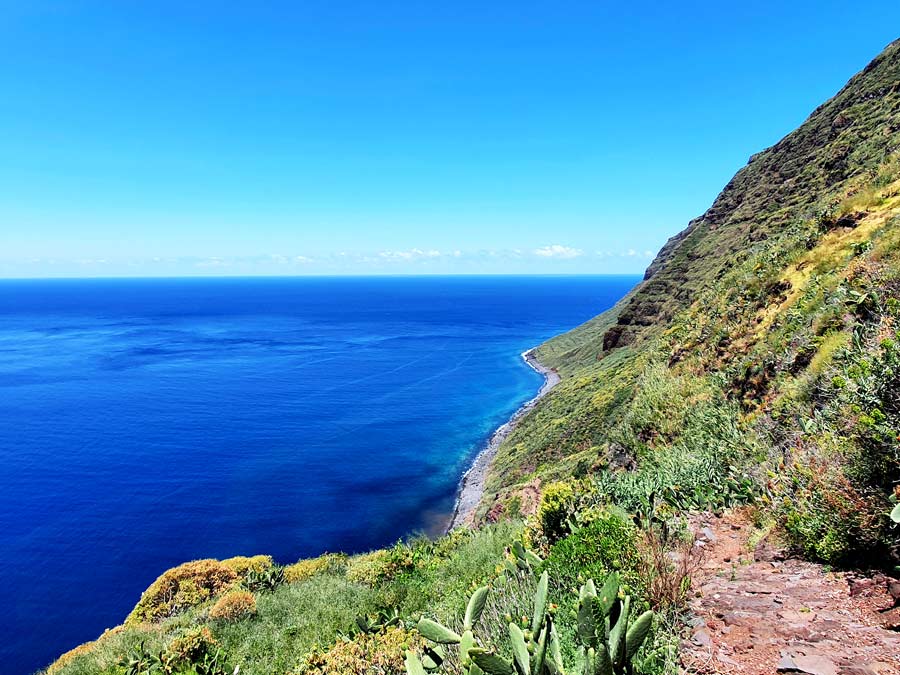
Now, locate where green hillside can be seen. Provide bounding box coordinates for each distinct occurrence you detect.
[43,39,900,675]
[481,38,900,566]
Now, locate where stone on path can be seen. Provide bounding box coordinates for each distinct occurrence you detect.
[680,512,900,675]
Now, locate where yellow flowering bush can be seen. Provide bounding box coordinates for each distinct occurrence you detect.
[126,559,238,624]
[209,590,257,622]
[299,626,423,675]
[221,554,274,578]
[284,553,347,583]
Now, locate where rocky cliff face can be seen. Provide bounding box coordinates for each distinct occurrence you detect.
[603,38,900,351]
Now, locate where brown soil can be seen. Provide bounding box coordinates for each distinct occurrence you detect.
[681,510,900,675]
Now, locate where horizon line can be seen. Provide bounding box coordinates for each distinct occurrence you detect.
[0,271,647,281]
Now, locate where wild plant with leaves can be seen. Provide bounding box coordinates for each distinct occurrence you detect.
[119,636,235,675]
[405,545,654,675]
[353,607,402,635]
[505,541,544,575]
[574,573,654,675]
[243,564,284,593]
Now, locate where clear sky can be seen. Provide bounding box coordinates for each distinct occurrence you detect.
[2,2,899,277]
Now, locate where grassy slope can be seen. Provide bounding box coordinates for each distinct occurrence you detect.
[45,39,900,675]
[46,523,524,675]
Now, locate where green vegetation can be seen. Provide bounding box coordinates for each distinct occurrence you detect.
[42,38,900,675]
[119,627,233,675]
[45,523,536,675]
[44,511,680,675]
[542,512,639,600]
[407,557,653,675]
[480,38,900,570]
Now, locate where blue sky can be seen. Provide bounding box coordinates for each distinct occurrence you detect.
[2,2,899,277]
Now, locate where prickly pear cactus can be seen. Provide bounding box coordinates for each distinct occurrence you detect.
[574,572,654,675]
[406,549,654,675]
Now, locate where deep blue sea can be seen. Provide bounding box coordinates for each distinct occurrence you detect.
[0,275,638,674]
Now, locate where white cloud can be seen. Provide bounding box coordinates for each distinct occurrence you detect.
[533,244,583,259]
[377,248,443,262]
[38,244,660,275]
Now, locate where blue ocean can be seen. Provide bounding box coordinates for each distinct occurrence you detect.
[0,275,638,674]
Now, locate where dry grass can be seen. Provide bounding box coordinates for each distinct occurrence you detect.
[210,590,257,622]
[125,559,239,625]
[638,523,703,610]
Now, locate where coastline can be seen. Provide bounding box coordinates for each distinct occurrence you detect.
[447,348,560,531]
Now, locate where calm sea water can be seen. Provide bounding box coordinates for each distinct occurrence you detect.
[0,275,638,674]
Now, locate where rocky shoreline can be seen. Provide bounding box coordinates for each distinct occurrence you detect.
[447,349,560,531]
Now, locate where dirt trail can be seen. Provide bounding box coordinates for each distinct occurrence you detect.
[681,511,900,675]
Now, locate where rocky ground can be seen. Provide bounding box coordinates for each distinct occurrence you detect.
[681,511,900,675]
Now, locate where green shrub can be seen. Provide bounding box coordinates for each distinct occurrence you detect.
[543,512,640,595]
[772,322,900,565]
[391,522,521,622]
[346,544,414,585]
[771,457,880,564]
[166,626,224,667]
[593,434,757,518]
[538,481,575,545]
[115,626,232,675]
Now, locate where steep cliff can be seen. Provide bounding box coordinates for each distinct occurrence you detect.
[482,38,900,566]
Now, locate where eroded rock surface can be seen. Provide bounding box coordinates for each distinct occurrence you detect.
[681,512,900,675]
